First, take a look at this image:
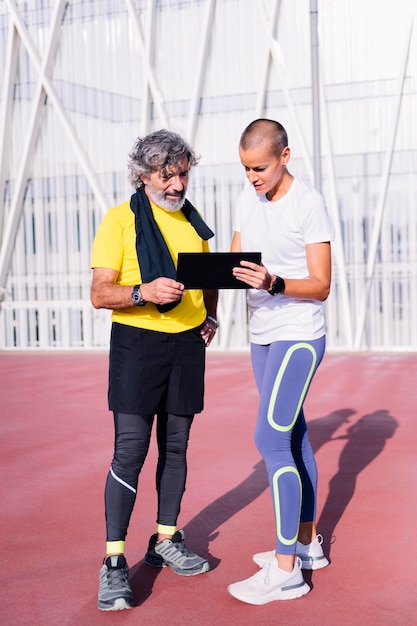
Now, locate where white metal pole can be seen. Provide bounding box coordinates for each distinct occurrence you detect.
[310,0,322,192]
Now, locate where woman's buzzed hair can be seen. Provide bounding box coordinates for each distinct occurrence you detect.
[128,129,200,190]
[240,119,288,156]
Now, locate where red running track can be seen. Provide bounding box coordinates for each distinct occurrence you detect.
[1,351,416,625]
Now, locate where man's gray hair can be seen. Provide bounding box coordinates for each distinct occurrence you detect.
[128,129,200,189]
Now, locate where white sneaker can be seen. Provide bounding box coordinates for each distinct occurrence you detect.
[252,534,329,571]
[227,556,309,605]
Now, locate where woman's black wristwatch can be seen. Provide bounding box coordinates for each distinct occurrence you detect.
[268,276,286,295]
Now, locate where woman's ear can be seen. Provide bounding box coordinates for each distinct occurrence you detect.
[282,146,291,165]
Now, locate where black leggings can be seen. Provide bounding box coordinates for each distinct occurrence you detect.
[105,411,194,542]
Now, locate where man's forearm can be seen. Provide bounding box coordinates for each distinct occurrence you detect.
[91,282,134,310]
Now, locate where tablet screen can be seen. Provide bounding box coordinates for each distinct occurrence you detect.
[176,252,262,289]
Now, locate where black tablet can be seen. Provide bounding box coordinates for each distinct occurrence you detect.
[176,252,262,289]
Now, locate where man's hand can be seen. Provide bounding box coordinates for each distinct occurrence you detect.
[140,278,185,305]
[91,268,185,310]
[200,316,218,346]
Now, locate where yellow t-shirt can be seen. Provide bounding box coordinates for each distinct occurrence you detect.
[91,199,210,333]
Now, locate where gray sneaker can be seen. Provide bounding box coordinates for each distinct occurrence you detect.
[98,555,133,611]
[146,529,210,576]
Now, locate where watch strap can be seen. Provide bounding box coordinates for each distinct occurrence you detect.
[268,275,285,296]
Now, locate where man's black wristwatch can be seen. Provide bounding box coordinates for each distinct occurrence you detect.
[132,284,146,306]
[268,275,286,296]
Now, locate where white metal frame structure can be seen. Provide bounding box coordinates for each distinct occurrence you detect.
[0,0,416,351]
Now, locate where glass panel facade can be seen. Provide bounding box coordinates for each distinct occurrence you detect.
[1,0,416,350]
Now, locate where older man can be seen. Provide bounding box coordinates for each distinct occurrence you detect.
[91,129,218,611]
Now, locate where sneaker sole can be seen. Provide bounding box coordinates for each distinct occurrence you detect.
[98,598,133,611]
[228,580,310,605]
[145,552,210,576]
[169,560,211,576]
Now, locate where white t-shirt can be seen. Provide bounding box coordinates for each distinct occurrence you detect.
[233,178,335,344]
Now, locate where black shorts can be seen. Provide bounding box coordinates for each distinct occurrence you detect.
[108,322,206,415]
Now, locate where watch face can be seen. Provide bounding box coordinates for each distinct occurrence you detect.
[272,277,284,294]
[132,285,145,306]
[268,276,284,295]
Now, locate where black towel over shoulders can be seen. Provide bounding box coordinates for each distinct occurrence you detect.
[130,189,214,313]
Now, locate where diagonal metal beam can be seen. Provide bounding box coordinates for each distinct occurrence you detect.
[0,15,19,253]
[1,0,112,293]
[319,59,353,347]
[353,14,414,350]
[0,0,70,292]
[139,0,156,135]
[220,0,281,349]
[258,1,314,184]
[221,0,313,349]
[7,1,109,210]
[269,40,315,184]
[255,0,281,118]
[124,0,169,129]
[186,0,216,144]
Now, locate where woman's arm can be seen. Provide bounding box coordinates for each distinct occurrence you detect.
[231,241,332,302]
[230,231,242,252]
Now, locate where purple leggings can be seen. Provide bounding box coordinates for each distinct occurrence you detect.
[251,337,325,555]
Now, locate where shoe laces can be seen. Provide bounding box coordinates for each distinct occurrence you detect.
[256,556,301,586]
[106,565,128,589]
[171,539,194,558]
[251,560,273,586]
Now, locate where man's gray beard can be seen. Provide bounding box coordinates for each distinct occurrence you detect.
[147,182,185,212]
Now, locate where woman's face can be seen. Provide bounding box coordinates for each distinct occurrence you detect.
[239,144,290,198]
